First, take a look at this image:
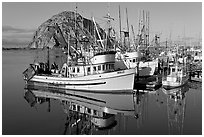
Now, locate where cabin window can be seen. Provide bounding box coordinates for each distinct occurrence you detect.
[172,68,175,72]
[72,67,75,73]
[93,110,97,116]
[73,105,76,110]
[65,101,68,105]
[98,65,101,71]
[61,68,65,73]
[111,64,114,69]
[106,64,109,70]
[65,67,68,77]
[108,64,111,69]
[102,65,105,70]
[77,67,80,73]
[87,108,91,114]
[77,105,80,111]
[133,59,136,63]
[87,67,90,72]
[195,52,198,56]
[93,66,96,71]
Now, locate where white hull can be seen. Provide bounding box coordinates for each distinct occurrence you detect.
[30,68,135,91]
[162,75,189,90]
[119,51,158,77]
[137,60,158,76]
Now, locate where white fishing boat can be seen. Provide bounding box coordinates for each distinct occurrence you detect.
[116,8,158,77]
[23,51,135,91]
[121,51,158,77]
[162,44,189,90]
[162,64,189,90]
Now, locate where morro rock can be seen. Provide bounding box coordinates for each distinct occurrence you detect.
[28,11,104,50]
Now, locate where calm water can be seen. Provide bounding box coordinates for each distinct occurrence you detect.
[2,50,202,135]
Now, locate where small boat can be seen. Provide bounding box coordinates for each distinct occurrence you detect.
[162,44,189,90]
[162,64,189,90]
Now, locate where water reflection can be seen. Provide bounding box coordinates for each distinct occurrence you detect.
[133,91,149,128]
[162,85,189,135]
[24,84,150,134]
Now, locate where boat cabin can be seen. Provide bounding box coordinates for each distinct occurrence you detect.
[60,52,116,77]
[123,51,142,68]
[165,65,187,83]
[168,66,186,76]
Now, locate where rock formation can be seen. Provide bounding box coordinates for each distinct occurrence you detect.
[28,11,105,52]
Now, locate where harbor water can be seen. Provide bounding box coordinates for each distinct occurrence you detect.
[2,50,202,135]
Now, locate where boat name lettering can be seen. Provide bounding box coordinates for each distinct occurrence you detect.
[117,70,124,74]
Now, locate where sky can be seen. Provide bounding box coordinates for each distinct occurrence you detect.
[2,2,202,48]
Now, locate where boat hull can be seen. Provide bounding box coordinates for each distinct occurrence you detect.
[29,68,135,92]
[137,60,158,76]
[162,76,189,90]
[118,51,158,77]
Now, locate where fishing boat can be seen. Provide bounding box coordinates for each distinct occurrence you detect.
[162,62,189,90]
[23,51,135,91]
[121,51,158,77]
[23,11,135,92]
[116,8,158,77]
[162,44,189,90]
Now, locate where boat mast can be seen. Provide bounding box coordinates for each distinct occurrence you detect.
[74,4,78,61]
[137,10,141,51]
[142,10,145,48]
[106,3,112,51]
[131,25,137,50]
[67,34,70,65]
[126,8,130,50]
[119,5,122,49]
[147,11,150,48]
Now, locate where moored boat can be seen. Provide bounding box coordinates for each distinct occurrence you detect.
[23,51,135,92]
[115,51,158,77]
[162,64,189,90]
[121,51,158,77]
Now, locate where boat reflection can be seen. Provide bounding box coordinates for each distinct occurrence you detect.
[162,84,189,135]
[24,83,150,134]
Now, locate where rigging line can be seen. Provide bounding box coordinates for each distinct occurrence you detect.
[94,16,107,22]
